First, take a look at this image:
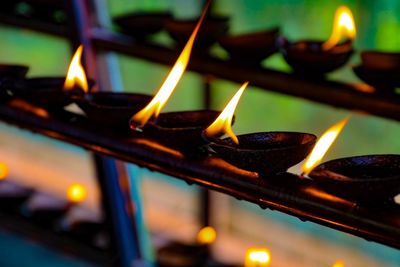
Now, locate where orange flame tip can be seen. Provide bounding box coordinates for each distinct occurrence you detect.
[64,45,89,93]
[0,163,8,180]
[204,81,248,144]
[301,116,350,175]
[244,248,271,267]
[130,1,212,130]
[323,6,356,50]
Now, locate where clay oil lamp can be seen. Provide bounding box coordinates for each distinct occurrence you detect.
[279,6,356,76]
[166,15,229,53]
[353,51,400,94]
[309,154,400,206]
[113,11,172,40]
[298,117,397,206]
[0,64,29,100]
[165,1,228,54]
[57,47,152,129]
[218,27,280,66]
[157,226,217,267]
[21,192,72,227]
[0,163,34,213]
[3,46,92,109]
[129,1,222,154]
[203,82,316,175]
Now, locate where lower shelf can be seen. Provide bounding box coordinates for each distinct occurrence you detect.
[0,102,399,249]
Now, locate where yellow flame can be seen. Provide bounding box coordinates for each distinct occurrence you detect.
[64,45,89,93]
[0,163,9,180]
[130,1,211,130]
[197,226,217,245]
[323,6,356,50]
[301,117,349,175]
[204,82,248,144]
[244,248,271,267]
[67,183,87,203]
[332,260,345,267]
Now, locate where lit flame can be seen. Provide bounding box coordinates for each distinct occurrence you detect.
[64,45,89,93]
[323,6,356,50]
[204,82,248,144]
[0,163,9,180]
[301,117,349,176]
[197,226,217,245]
[244,248,271,267]
[130,1,211,130]
[332,260,345,267]
[67,183,87,203]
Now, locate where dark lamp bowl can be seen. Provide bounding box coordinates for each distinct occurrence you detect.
[165,15,229,52]
[309,155,400,205]
[361,51,400,70]
[0,64,29,78]
[75,92,152,129]
[218,28,279,65]
[157,241,208,267]
[208,132,316,174]
[141,110,221,154]
[353,65,400,93]
[113,11,172,39]
[279,38,353,75]
[3,77,93,109]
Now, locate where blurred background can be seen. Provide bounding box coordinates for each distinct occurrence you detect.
[0,0,399,266]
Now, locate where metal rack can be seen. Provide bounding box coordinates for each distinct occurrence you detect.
[0,1,399,266]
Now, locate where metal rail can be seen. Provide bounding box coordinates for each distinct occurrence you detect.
[0,103,398,250]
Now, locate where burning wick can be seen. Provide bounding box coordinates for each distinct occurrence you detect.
[332,260,345,267]
[129,0,212,131]
[67,183,87,203]
[204,82,248,144]
[64,45,89,93]
[197,226,217,245]
[244,248,271,267]
[301,117,350,176]
[0,163,9,180]
[323,6,356,50]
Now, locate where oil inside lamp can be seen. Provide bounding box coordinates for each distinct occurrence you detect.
[0,163,9,180]
[130,0,211,130]
[196,226,217,245]
[67,183,87,203]
[204,81,248,144]
[244,248,271,267]
[63,45,88,93]
[301,117,349,176]
[323,6,356,50]
[332,260,345,267]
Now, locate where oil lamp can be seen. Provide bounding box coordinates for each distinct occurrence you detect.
[114,11,172,40]
[3,45,93,109]
[279,6,356,75]
[218,27,280,65]
[129,1,223,154]
[204,82,316,175]
[166,15,229,54]
[353,51,400,94]
[0,64,29,79]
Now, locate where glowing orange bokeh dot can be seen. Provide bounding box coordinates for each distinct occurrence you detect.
[67,183,87,203]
